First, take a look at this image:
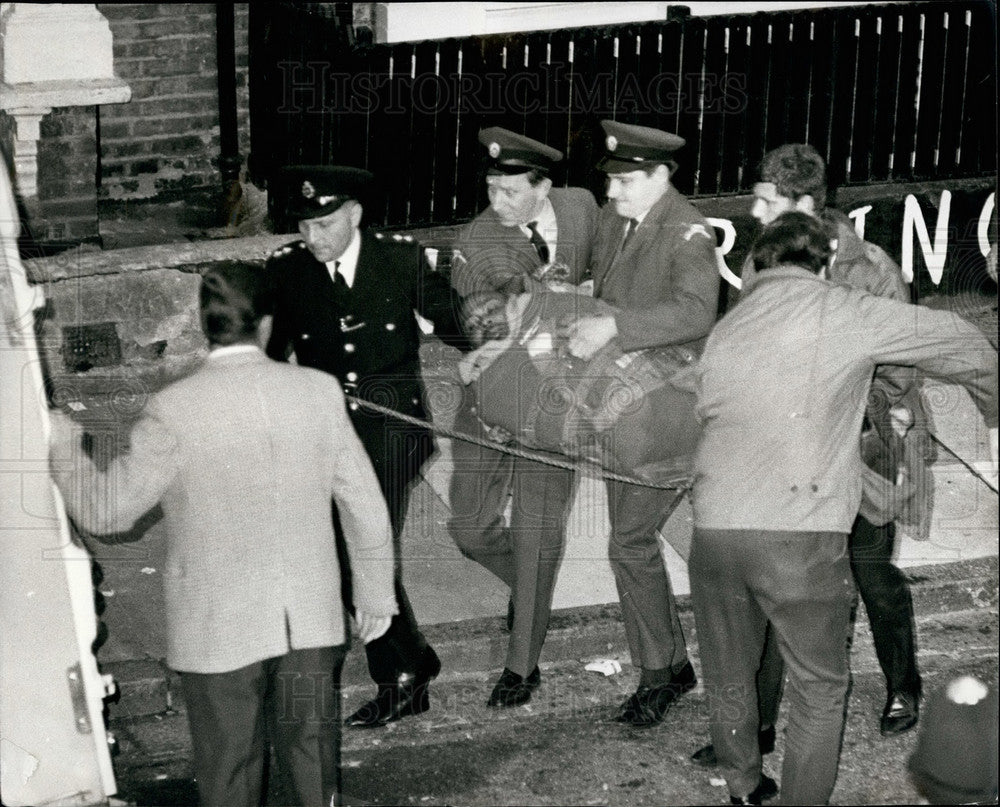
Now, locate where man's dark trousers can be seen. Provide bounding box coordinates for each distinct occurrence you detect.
[754,514,921,730]
[181,645,347,806]
[848,515,921,696]
[690,527,854,805]
[336,417,434,684]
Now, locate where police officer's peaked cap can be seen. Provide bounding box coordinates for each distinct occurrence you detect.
[597,120,685,173]
[478,127,563,176]
[280,165,374,221]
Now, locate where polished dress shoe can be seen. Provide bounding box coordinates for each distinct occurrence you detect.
[729,774,778,805]
[691,725,776,767]
[487,666,540,708]
[880,691,919,735]
[345,647,441,728]
[615,660,697,726]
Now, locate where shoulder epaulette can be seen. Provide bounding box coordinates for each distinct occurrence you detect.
[373,231,417,245]
[269,240,306,259]
[683,223,712,241]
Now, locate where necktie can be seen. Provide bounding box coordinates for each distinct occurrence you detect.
[621,218,639,250]
[527,220,550,264]
[332,260,348,290]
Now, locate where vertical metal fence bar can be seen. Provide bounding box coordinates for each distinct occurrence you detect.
[804,20,815,149]
[932,11,949,170]
[451,45,463,218]
[251,3,994,229]
[857,10,883,182]
[821,13,840,179]
[711,21,732,195]
[845,17,861,181]
[954,7,972,168]
[913,6,948,178]
[910,13,926,173]
[675,15,706,197]
[718,19,748,192]
[784,17,809,146]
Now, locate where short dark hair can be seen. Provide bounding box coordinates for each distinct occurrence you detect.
[759,144,827,209]
[752,211,832,275]
[639,159,678,177]
[199,261,268,346]
[524,168,551,187]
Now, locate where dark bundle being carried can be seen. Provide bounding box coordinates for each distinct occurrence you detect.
[458,291,700,485]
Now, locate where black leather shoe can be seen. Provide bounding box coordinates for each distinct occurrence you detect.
[692,725,776,768]
[729,774,778,805]
[345,647,441,728]
[487,666,541,708]
[880,691,919,735]
[615,661,697,726]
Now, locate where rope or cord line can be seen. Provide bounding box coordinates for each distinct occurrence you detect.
[928,432,1000,495]
[345,394,693,492]
[346,397,999,499]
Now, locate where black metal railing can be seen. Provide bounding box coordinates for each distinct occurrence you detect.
[248,1,997,229]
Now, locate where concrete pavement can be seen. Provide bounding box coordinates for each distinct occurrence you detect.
[106,555,998,806]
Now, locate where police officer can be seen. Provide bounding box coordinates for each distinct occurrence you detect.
[265,166,470,727]
[567,120,720,726]
[448,128,598,708]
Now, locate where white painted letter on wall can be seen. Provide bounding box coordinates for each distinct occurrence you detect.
[902,191,951,285]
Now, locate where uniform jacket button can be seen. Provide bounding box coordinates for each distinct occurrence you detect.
[344,343,355,353]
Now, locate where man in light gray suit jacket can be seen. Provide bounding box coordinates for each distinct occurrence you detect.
[50,262,396,807]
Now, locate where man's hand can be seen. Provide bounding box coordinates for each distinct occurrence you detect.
[980,426,1000,490]
[565,315,618,360]
[485,424,515,445]
[889,405,913,438]
[48,409,83,456]
[354,611,392,644]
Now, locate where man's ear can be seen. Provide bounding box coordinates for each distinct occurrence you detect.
[538,176,553,196]
[256,315,273,350]
[349,200,364,228]
[795,195,817,216]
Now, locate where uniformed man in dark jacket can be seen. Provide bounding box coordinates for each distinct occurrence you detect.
[567,121,720,727]
[265,165,470,727]
[448,127,599,709]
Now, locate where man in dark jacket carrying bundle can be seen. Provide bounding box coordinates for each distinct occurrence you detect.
[449,128,599,708]
[567,120,720,727]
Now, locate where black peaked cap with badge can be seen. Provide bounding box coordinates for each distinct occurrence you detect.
[280,165,374,221]
[597,120,685,173]
[479,127,563,176]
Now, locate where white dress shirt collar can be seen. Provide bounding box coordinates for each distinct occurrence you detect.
[208,343,262,359]
[518,197,557,255]
[326,227,362,287]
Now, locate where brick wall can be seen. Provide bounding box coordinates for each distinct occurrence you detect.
[95,3,250,200]
[8,4,252,245]
[0,106,103,244]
